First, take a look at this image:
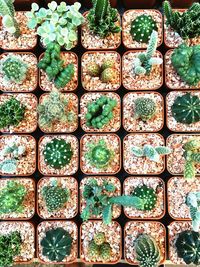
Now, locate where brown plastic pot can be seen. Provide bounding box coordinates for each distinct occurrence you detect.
[37,176,78,220]
[80,220,122,264]
[169,0,195,8]
[122,0,156,8]
[83,0,117,8]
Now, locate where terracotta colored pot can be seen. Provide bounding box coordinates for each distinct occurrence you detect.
[169,0,195,8]
[122,0,156,8]
[83,0,117,8]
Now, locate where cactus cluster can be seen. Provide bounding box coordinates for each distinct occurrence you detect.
[43,138,73,169]
[38,43,74,89]
[175,230,200,265]
[87,0,121,38]
[130,14,158,44]
[133,31,162,76]
[0,96,26,130]
[172,93,200,125]
[85,96,117,129]
[171,44,200,86]
[132,185,157,211]
[163,1,200,40]
[40,227,72,262]
[186,192,200,232]
[134,97,156,122]
[132,144,171,163]
[135,234,161,267]
[0,56,28,84]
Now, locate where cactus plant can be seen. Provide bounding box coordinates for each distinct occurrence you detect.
[40,227,72,262]
[134,97,156,121]
[130,14,158,43]
[171,44,200,86]
[135,234,161,267]
[101,59,115,71]
[175,230,200,265]
[100,68,118,83]
[88,240,99,258]
[87,62,101,77]
[2,143,26,159]
[87,0,121,38]
[0,56,28,84]
[43,138,73,169]
[132,185,157,211]
[186,192,200,232]
[100,242,111,261]
[94,232,106,245]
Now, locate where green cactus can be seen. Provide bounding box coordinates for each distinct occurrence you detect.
[101,59,115,71]
[94,232,106,245]
[171,44,200,86]
[183,139,200,151]
[184,161,196,180]
[0,159,17,174]
[0,56,28,84]
[100,67,118,83]
[87,62,101,77]
[186,192,200,232]
[54,64,74,89]
[88,240,99,258]
[40,227,72,262]
[132,185,157,211]
[43,138,73,169]
[175,230,200,265]
[0,0,20,37]
[100,242,111,261]
[2,143,26,159]
[135,234,161,267]
[134,97,156,121]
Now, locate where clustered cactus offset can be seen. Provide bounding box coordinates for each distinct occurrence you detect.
[134,97,156,121]
[186,192,200,232]
[132,185,157,211]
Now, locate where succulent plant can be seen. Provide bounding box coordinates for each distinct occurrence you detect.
[132,185,157,211]
[100,67,118,83]
[100,242,111,261]
[40,227,72,262]
[87,0,121,38]
[171,44,200,86]
[85,96,117,129]
[0,0,20,37]
[2,143,26,159]
[135,234,161,267]
[94,232,106,246]
[172,93,200,125]
[88,240,99,258]
[186,192,200,232]
[0,231,22,267]
[133,31,162,76]
[134,97,156,121]
[175,230,200,265]
[163,1,200,40]
[87,62,101,77]
[0,180,26,214]
[26,1,84,50]
[0,97,25,129]
[130,14,158,43]
[54,64,74,89]
[0,159,17,174]
[0,56,28,84]
[101,59,115,71]
[43,138,73,169]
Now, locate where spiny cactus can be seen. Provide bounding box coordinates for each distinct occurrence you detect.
[0,0,20,37]
[0,56,28,84]
[171,44,200,86]
[88,240,99,258]
[101,59,115,71]
[175,230,200,265]
[135,234,161,267]
[54,64,74,89]
[134,97,156,121]
[130,14,158,44]
[132,185,157,211]
[43,138,73,169]
[100,68,118,83]
[40,227,72,262]
[85,96,117,129]
[186,192,200,232]
[184,139,200,151]
[94,232,106,246]
[87,62,101,77]
[133,31,163,76]
[88,233,111,261]
[100,242,111,261]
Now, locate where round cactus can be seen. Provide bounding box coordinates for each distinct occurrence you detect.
[101,59,115,71]
[87,62,101,77]
[88,240,99,258]
[130,15,158,43]
[100,242,111,261]
[94,232,106,246]
[43,138,73,169]
[172,93,200,125]
[100,68,118,83]
[134,97,156,121]
[132,185,157,211]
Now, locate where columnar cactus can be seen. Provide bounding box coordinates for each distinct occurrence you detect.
[134,97,156,121]
[132,185,157,211]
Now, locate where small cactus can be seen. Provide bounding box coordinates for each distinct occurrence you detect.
[134,97,156,121]
[101,59,115,71]
[87,62,101,77]
[100,67,118,83]
[0,159,17,174]
[100,242,111,261]
[88,240,99,258]
[186,192,200,232]
[94,232,106,245]
[132,185,157,211]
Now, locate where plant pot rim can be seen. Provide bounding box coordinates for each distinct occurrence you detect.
[123,176,166,220]
[80,220,122,264]
[80,133,121,175]
[122,91,164,132]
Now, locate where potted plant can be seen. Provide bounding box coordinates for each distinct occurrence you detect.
[0,52,38,92]
[0,0,37,50]
[123,92,164,132]
[80,92,121,132]
[81,51,121,91]
[37,176,78,219]
[124,221,166,266]
[122,9,163,49]
[0,135,36,176]
[80,221,122,264]
[163,1,200,48]
[166,91,200,132]
[166,135,200,179]
[0,221,35,265]
[81,0,121,50]
[80,134,121,175]
[38,134,78,176]
[0,178,35,220]
[26,1,84,50]
[38,43,78,92]
[38,90,78,133]
[123,177,165,219]
[168,221,199,265]
[165,44,200,90]
[37,221,78,264]
[123,133,171,175]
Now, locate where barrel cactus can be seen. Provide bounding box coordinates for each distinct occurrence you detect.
[132,185,157,211]
[43,138,73,169]
[40,227,72,262]
[94,232,106,246]
[175,230,200,265]
[101,59,115,71]
[100,242,111,261]
[88,233,111,261]
[100,67,118,83]
[87,62,101,77]
[134,97,156,121]
[88,240,99,258]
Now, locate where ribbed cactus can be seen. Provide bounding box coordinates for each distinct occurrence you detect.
[183,139,200,151]
[134,97,156,121]
[132,185,157,211]
[186,192,200,232]
[94,0,108,22]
